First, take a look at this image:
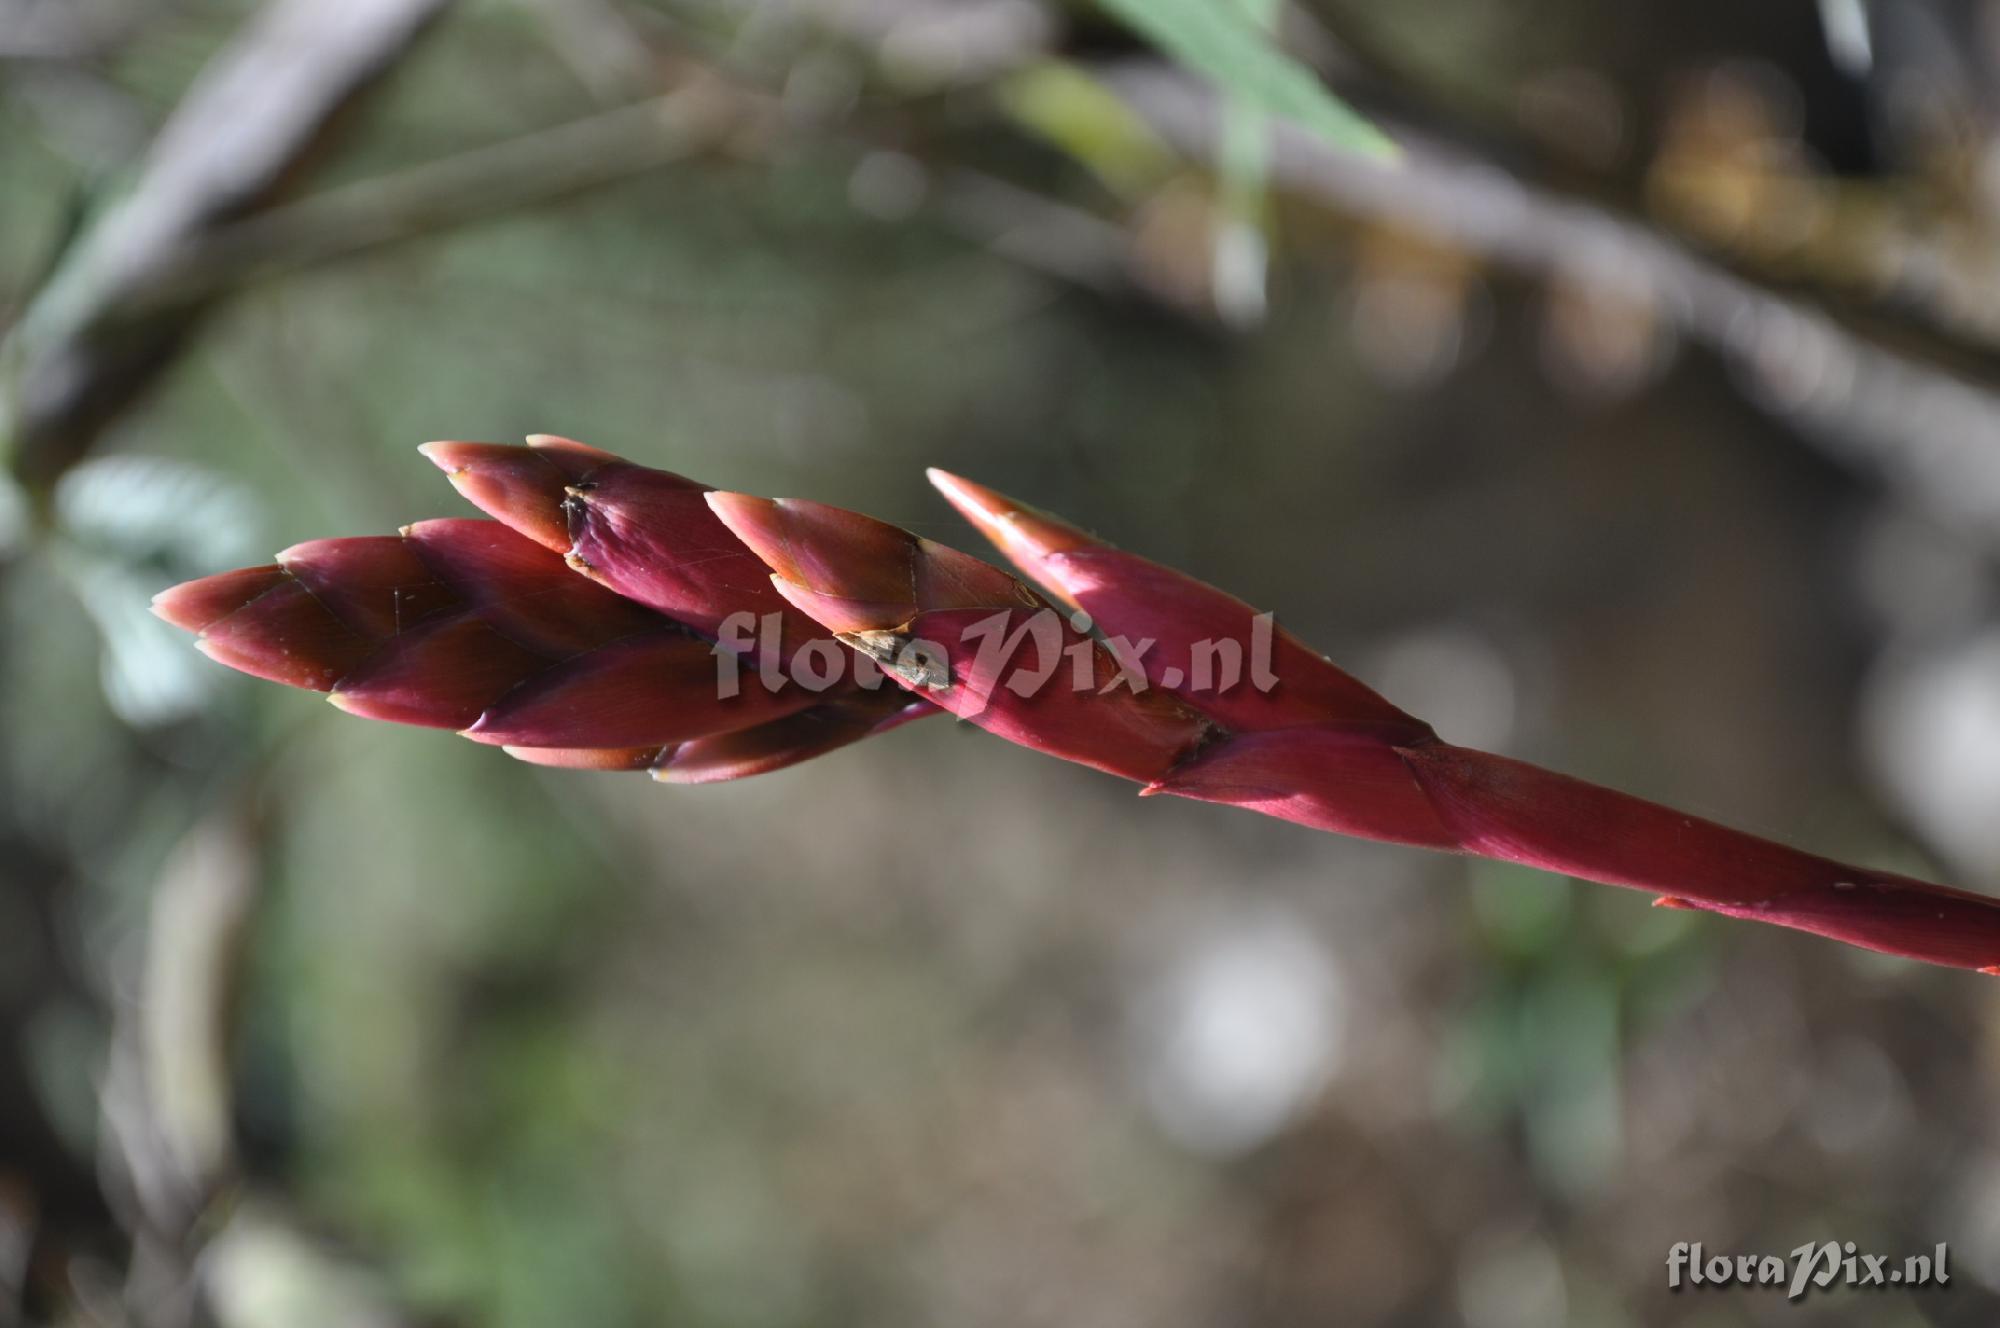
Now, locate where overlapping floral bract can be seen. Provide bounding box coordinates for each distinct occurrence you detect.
[155,438,2000,973]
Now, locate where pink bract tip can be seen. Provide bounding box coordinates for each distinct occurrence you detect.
[926,469,1095,596]
[418,440,577,552]
[150,565,289,633]
[704,492,923,633]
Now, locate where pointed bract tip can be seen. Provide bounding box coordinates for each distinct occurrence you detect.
[151,565,289,633]
[503,744,658,771]
[926,469,1097,572]
[762,569,901,637]
[702,489,775,530]
[1981,965,2000,977]
[1652,895,1699,910]
[707,491,922,632]
[416,440,452,467]
[418,438,512,474]
[525,433,619,462]
[416,439,572,551]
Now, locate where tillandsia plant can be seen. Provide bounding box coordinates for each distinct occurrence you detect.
[157,437,2000,974]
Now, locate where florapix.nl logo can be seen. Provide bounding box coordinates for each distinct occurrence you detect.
[710,607,1282,710]
[1667,1242,1949,1301]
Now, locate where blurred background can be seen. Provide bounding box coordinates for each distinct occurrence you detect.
[4,0,2000,1324]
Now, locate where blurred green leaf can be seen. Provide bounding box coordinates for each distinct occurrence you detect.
[56,551,216,727]
[1094,0,1395,158]
[1000,61,1180,197]
[1214,90,1272,324]
[51,456,262,726]
[55,454,260,570]
[1518,965,1622,1198]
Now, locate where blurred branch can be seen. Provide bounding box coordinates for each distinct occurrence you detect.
[95,799,447,1328]
[0,0,453,492]
[0,0,156,63]
[104,811,260,1237]
[931,169,1142,296]
[53,42,1168,337]
[1294,4,2000,385]
[715,0,2000,541]
[1105,64,2000,544]
[135,83,747,312]
[100,805,263,1328]
[518,0,663,101]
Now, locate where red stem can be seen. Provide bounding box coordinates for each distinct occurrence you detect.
[1397,741,2000,973]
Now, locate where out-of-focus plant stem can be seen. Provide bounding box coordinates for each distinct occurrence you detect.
[0,0,455,495]
[1210,0,1277,327]
[1102,63,2000,547]
[119,85,748,320]
[102,798,267,1328]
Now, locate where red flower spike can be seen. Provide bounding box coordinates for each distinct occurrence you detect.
[160,439,2000,974]
[156,509,924,779]
[724,480,2000,975]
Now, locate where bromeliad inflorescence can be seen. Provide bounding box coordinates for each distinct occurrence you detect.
[155,436,2000,974]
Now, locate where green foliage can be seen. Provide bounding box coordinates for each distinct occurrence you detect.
[999,61,1179,198]
[1094,0,1394,158]
[51,456,261,725]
